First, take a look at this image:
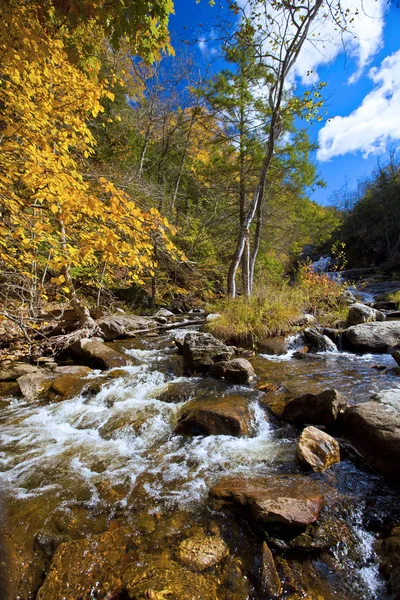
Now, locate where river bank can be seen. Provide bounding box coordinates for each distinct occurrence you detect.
[0,290,400,599]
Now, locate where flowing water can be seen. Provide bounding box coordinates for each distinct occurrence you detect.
[0,328,399,599]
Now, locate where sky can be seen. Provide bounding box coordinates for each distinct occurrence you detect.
[169,0,400,206]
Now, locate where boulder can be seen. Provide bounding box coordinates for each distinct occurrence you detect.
[175,395,254,437]
[69,338,130,370]
[258,337,289,356]
[303,327,337,353]
[46,367,92,402]
[342,321,400,354]
[0,362,39,382]
[182,332,234,375]
[209,475,331,529]
[296,426,340,472]
[211,358,255,385]
[347,303,385,326]
[282,389,347,427]
[342,390,400,480]
[177,531,229,571]
[96,314,156,341]
[17,371,54,400]
[291,313,317,327]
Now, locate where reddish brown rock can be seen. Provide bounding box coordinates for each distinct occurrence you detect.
[209,475,331,529]
[175,395,254,437]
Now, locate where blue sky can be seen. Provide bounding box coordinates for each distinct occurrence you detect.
[169,0,400,206]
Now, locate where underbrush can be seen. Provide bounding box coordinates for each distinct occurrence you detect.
[208,265,349,344]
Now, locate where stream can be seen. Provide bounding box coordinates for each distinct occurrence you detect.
[0,325,399,599]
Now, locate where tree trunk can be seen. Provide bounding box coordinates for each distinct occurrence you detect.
[249,197,263,294]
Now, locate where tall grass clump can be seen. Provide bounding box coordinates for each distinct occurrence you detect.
[208,264,349,345]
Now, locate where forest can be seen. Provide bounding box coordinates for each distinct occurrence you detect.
[0,0,347,345]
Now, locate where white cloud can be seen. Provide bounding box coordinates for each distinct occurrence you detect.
[198,37,207,53]
[238,0,386,85]
[294,0,386,84]
[317,49,400,161]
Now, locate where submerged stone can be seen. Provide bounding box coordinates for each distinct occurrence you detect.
[177,531,229,571]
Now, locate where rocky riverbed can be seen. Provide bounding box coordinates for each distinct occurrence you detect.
[0,305,400,599]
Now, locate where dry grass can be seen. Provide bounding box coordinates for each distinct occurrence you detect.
[208,266,349,345]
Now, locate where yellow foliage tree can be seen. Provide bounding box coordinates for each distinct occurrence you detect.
[0,2,178,330]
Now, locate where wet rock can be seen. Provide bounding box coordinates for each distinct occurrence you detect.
[107,368,128,378]
[97,314,156,341]
[342,390,400,480]
[17,370,54,400]
[53,365,92,375]
[296,426,340,472]
[347,303,385,326]
[211,358,255,385]
[282,389,347,427]
[69,338,130,370]
[261,541,282,599]
[342,321,400,353]
[209,475,331,529]
[0,380,21,397]
[175,394,254,437]
[46,368,92,402]
[36,522,140,600]
[182,332,234,375]
[303,327,337,352]
[177,531,229,571]
[258,337,288,356]
[392,350,400,366]
[0,361,39,381]
[379,525,400,600]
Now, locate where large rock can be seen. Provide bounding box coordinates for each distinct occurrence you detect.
[69,338,130,370]
[46,367,92,401]
[96,314,156,341]
[303,327,337,352]
[342,321,400,353]
[342,390,400,480]
[209,475,331,529]
[175,395,254,437]
[17,370,54,400]
[182,332,234,374]
[0,362,39,381]
[282,389,347,427]
[378,525,400,600]
[177,531,229,571]
[347,303,385,326]
[211,358,255,385]
[296,426,340,472]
